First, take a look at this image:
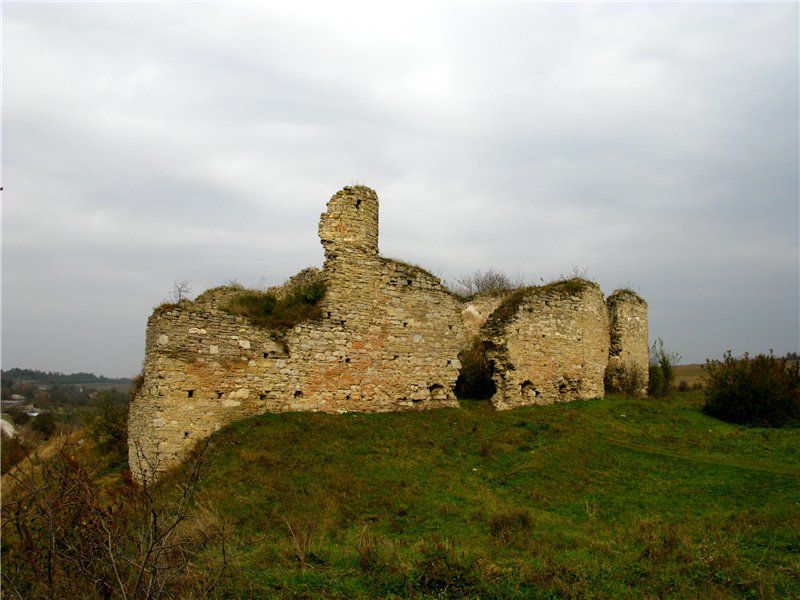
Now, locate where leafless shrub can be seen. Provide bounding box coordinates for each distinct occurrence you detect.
[452,269,513,297]
[171,280,192,303]
[605,361,646,397]
[1,438,232,599]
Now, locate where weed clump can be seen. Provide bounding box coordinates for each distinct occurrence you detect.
[488,508,534,547]
[413,537,480,596]
[222,271,326,330]
[648,338,680,397]
[702,351,800,427]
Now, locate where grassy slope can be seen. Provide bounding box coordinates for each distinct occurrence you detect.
[195,392,799,599]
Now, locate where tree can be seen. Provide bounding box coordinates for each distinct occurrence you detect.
[31,413,56,438]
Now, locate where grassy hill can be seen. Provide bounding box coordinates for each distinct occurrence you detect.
[189,392,800,598]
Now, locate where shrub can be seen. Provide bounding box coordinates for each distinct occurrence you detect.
[31,412,56,438]
[4,406,31,426]
[454,337,495,400]
[702,351,800,427]
[88,390,129,463]
[1,441,231,599]
[648,338,681,397]
[453,268,514,298]
[1,435,28,474]
[677,380,689,392]
[605,361,645,397]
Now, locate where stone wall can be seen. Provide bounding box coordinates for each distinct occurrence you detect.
[461,292,511,337]
[606,290,649,394]
[129,186,464,482]
[129,184,649,482]
[481,281,609,410]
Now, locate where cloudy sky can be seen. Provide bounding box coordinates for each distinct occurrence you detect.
[2,2,798,377]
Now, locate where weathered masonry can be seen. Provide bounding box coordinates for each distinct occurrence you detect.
[129,185,648,482]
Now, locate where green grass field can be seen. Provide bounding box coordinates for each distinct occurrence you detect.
[191,392,799,599]
[673,364,706,387]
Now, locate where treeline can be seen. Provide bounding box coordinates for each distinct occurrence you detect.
[2,368,132,385]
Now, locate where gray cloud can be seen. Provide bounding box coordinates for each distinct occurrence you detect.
[2,2,797,376]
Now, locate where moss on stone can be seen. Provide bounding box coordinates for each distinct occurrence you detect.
[220,272,326,330]
[382,257,437,280]
[608,288,646,305]
[482,278,598,337]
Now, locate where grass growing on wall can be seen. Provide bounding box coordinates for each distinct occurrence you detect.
[221,275,326,330]
[183,391,800,598]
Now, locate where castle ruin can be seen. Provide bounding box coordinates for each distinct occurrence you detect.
[128,186,648,482]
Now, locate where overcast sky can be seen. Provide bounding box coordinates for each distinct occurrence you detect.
[2,2,798,377]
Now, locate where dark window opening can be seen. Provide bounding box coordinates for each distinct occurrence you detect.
[345,357,350,363]
[406,279,413,285]
[216,391,223,399]
[187,390,194,398]
[454,340,496,400]
[356,198,362,209]
[259,393,266,400]
[184,432,190,438]
[294,390,303,398]
[520,381,539,399]
[428,383,447,401]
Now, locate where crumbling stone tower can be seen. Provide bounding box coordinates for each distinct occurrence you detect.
[606,290,649,394]
[480,280,610,409]
[129,186,464,483]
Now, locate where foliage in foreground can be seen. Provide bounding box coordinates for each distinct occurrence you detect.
[1,440,230,600]
[703,351,800,427]
[4,392,799,598]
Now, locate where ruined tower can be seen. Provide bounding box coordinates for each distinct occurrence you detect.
[128,184,649,483]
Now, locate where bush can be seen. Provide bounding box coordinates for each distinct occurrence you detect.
[4,406,31,426]
[702,351,800,427]
[31,412,56,438]
[648,338,681,397]
[88,390,129,462]
[454,337,496,400]
[453,268,514,298]
[605,361,645,397]
[1,435,28,474]
[1,441,231,599]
